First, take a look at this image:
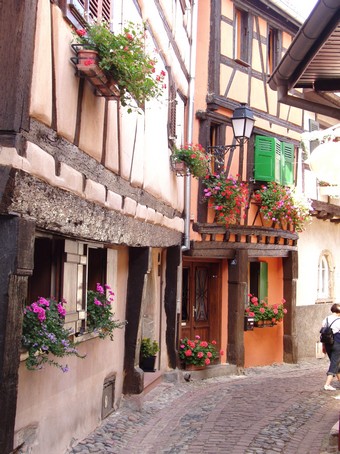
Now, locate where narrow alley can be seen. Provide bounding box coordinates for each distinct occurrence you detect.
[67,358,339,454]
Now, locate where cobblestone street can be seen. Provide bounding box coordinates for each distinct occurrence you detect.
[67,358,340,454]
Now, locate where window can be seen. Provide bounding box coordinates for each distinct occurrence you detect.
[87,247,107,291]
[267,26,280,74]
[317,252,334,300]
[250,261,268,302]
[209,123,227,172]
[28,236,113,337]
[234,8,250,64]
[254,135,295,186]
[28,236,64,304]
[62,0,112,28]
[168,83,177,143]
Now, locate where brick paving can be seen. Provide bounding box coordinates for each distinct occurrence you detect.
[67,358,340,453]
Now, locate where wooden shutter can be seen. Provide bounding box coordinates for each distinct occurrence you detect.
[168,83,177,142]
[63,240,87,335]
[281,142,294,186]
[88,0,111,22]
[64,0,111,27]
[254,135,280,182]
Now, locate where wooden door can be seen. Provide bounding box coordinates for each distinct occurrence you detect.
[180,261,220,344]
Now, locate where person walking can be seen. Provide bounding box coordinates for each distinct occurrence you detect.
[322,303,340,390]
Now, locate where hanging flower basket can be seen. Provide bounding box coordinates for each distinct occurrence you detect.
[171,144,210,178]
[170,155,187,176]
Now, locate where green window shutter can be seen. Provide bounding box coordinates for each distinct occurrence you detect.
[249,261,268,302]
[254,136,280,182]
[281,142,294,186]
[258,262,268,303]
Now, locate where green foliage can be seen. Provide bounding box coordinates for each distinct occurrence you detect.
[140,338,159,358]
[86,283,126,341]
[254,182,312,232]
[171,144,210,178]
[178,336,223,367]
[22,297,85,372]
[74,21,166,112]
[203,173,249,225]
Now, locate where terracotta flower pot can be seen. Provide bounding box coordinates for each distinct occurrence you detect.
[170,157,187,176]
[73,48,120,99]
[77,49,99,65]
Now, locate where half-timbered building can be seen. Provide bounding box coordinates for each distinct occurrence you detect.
[0,1,194,452]
[269,0,340,360]
[179,0,305,370]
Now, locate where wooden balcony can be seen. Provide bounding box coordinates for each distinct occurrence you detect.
[188,223,299,258]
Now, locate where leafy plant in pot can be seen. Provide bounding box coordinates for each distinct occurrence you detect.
[73,21,166,113]
[140,337,159,372]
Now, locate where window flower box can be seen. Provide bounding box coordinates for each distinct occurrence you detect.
[71,45,120,99]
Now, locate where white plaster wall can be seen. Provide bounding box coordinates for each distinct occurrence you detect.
[297,217,340,306]
[14,248,128,454]
[53,6,79,144]
[29,0,52,126]
[105,102,120,173]
[28,1,189,212]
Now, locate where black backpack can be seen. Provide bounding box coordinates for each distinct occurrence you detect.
[320,318,337,345]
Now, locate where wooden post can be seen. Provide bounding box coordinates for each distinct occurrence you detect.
[123,247,149,395]
[227,249,249,367]
[164,246,181,369]
[0,216,35,454]
[283,250,298,363]
[0,0,38,135]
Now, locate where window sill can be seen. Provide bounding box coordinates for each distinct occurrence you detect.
[234,58,250,68]
[315,299,334,305]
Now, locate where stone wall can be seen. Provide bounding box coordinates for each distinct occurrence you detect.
[296,303,330,359]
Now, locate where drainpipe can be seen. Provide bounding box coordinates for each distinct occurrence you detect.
[182,0,198,252]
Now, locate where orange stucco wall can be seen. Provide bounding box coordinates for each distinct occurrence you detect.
[244,322,283,367]
[244,257,284,367]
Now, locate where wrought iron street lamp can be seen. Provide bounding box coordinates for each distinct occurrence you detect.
[208,103,255,172]
[231,104,255,141]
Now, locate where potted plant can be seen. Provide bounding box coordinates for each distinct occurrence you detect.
[72,21,166,112]
[178,335,223,370]
[140,337,159,372]
[21,297,85,372]
[203,173,249,225]
[86,283,126,340]
[245,293,287,327]
[171,143,210,178]
[253,182,312,232]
